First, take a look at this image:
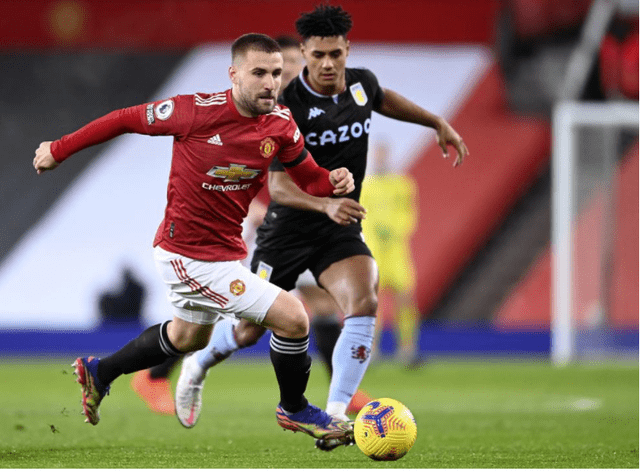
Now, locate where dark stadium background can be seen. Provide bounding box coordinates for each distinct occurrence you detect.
[0,0,637,359]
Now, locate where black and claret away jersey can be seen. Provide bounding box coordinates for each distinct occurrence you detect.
[258,67,385,247]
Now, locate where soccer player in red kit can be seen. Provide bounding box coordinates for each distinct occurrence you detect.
[32,33,355,442]
[129,34,309,416]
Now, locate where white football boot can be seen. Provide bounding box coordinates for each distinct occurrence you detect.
[175,353,206,428]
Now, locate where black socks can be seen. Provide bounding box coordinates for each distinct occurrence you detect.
[97,321,182,386]
[149,356,181,379]
[269,333,311,413]
[311,317,342,376]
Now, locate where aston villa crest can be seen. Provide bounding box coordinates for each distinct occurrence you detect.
[351,344,370,363]
[350,83,368,106]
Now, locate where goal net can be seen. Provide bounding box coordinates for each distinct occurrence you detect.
[551,101,638,366]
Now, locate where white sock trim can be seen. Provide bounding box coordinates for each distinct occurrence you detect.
[326,401,348,418]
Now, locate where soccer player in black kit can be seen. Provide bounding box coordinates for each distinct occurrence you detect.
[176,5,469,450]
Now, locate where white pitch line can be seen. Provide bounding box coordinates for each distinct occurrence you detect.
[418,396,603,413]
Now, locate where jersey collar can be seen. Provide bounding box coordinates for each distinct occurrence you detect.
[299,68,344,104]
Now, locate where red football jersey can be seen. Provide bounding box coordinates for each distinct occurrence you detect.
[140,90,304,261]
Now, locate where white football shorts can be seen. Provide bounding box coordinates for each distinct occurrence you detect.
[295,269,317,288]
[154,246,281,325]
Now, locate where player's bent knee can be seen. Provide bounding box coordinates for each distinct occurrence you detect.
[167,318,213,352]
[286,309,309,338]
[235,322,266,348]
[352,294,378,318]
[264,291,309,338]
[278,298,308,338]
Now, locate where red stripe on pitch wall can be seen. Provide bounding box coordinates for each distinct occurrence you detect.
[407,65,551,316]
[494,143,639,329]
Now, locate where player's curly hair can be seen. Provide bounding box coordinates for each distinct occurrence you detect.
[295,4,353,40]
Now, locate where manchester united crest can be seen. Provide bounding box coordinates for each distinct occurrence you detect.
[229,279,246,296]
[259,137,276,158]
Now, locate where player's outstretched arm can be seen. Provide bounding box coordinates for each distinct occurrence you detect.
[377,87,469,167]
[32,105,162,174]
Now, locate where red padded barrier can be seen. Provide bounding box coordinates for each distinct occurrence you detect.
[620,32,639,100]
[600,31,639,100]
[407,65,550,315]
[495,144,639,329]
[609,144,639,327]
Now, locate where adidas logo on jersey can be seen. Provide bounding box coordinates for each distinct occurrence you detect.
[208,134,223,146]
[308,107,325,119]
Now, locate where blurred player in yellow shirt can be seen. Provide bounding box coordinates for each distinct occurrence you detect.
[360,140,420,366]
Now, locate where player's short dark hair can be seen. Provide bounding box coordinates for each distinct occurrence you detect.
[231,33,281,63]
[275,35,300,50]
[295,4,353,40]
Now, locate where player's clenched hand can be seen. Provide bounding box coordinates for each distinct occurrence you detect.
[435,118,469,168]
[33,142,59,174]
[323,198,366,226]
[329,167,354,195]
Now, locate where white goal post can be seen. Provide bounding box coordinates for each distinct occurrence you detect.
[551,101,638,366]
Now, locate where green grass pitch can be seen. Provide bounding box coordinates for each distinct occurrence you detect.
[0,357,637,468]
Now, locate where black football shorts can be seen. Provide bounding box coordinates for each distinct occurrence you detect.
[250,225,373,291]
